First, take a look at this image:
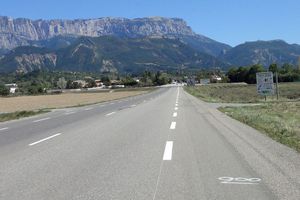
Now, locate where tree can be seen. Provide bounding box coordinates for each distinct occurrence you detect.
[101,76,111,86]
[121,76,138,86]
[0,84,9,96]
[246,64,264,84]
[269,63,278,73]
[84,77,97,88]
[57,77,67,90]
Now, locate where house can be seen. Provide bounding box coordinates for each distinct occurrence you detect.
[5,83,18,94]
[95,80,104,87]
[211,75,222,83]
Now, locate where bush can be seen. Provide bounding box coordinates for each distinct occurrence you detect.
[0,84,9,96]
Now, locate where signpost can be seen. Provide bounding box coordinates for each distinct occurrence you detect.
[200,79,210,85]
[256,72,274,100]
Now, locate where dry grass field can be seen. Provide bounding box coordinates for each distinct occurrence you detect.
[0,90,148,113]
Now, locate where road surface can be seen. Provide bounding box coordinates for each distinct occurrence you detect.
[0,86,299,200]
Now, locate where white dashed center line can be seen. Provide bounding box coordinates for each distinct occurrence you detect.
[174,107,178,110]
[163,141,173,160]
[106,112,116,116]
[173,112,177,117]
[32,117,51,123]
[170,122,176,129]
[29,133,61,146]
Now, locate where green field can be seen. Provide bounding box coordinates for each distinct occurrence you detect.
[185,82,300,152]
[184,82,300,103]
[219,102,300,152]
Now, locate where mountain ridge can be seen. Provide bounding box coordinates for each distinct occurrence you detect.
[0,16,230,57]
[219,40,300,66]
[0,36,228,74]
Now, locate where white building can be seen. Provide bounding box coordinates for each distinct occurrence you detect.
[5,83,18,94]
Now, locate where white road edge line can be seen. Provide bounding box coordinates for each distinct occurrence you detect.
[29,133,62,146]
[170,121,176,129]
[0,127,9,131]
[163,141,173,160]
[32,117,51,123]
[65,112,76,115]
[173,112,177,117]
[84,107,93,111]
[106,112,116,116]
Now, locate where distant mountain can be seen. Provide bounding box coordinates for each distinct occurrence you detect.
[220,40,300,66]
[0,16,230,57]
[0,36,227,74]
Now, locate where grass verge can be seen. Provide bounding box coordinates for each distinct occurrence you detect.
[219,102,300,152]
[184,82,300,103]
[0,110,49,122]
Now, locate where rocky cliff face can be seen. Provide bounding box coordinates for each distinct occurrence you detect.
[0,16,231,56]
[0,16,194,49]
[14,53,57,73]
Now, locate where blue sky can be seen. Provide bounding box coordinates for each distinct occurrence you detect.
[1,0,299,47]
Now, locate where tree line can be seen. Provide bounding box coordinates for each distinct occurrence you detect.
[227,63,300,84]
[0,70,172,96]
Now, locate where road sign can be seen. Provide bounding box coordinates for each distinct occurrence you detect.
[256,72,274,96]
[200,79,210,84]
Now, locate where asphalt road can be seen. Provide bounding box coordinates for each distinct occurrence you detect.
[0,86,299,200]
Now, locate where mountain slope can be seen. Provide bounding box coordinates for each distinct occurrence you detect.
[0,16,230,57]
[220,40,300,66]
[0,36,227,74]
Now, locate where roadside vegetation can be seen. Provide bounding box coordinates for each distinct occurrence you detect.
[184,82,300,103]
[0,110,49,122]
[185,81,300,152]
[219,102,300,152]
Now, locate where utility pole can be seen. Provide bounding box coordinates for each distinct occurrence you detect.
[275,71,279,100]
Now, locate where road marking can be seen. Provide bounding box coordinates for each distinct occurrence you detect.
[218,177,261,185]
[170,122,176,129]
[173,112,177,117]
[29,133,61,146]
[84,107,93,111]
[175,103,178,106]
[174,107,178,110]
[0,127,9,131]
[163,141,173,160]
[110,102,114,105]
[106,112,116,116]
[32,117,51,123]
[65,112,76,115]
[130,104,136,107]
